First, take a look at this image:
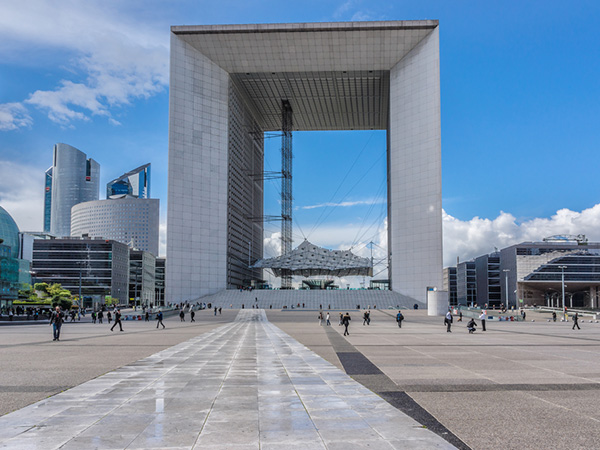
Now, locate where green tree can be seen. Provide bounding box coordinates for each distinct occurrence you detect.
[105,297,119,307]
[45,283,73,310]
[18,283,42,302]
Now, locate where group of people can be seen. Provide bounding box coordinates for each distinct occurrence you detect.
[446,310,486,333]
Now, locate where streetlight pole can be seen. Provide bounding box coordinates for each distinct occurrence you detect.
[559,265,567,321]
[74,261,83,311]
[503,269,510,310]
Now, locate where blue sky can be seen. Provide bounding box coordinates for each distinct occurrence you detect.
[1,0,600,282]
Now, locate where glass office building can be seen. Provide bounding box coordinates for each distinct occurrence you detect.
[107,163,150,199]
[0,206,31,308]
[31,237,129,308]
[43,167,52,233]
[50,143,100,237]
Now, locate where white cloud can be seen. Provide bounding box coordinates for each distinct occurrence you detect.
[0,161,44,231]
[159,220,167,257]
[263,231,282,258]
[262,205,600,287]
[0,103,32,131]
[300,198,386,210]
[443,205,600,266]
[1,1,168,127]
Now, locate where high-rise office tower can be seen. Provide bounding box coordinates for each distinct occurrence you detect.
[50,143,100,237]
[43,167,52,232]
[106,163,150,199]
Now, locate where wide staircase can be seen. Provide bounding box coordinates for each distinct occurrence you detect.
[199,289,423,310]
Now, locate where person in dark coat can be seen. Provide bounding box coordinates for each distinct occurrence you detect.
[110,309,123,332]
[342,312,351,336]
[467,318,477,334]
[573,312,581,330]
[156,310,165,329]
[190,310,195,322]
[49,306,64,341]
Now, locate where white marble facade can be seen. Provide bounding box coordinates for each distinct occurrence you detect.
[167,21,442,303]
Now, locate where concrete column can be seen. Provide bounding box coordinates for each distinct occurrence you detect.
[167,33,230,302]
[388,27,442,303]
[427,290,448,316]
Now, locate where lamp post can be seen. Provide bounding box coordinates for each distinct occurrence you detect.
[75,261,84,311]
[559,265,567,321]
[503,269,510,309]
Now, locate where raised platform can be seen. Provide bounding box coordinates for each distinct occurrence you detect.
[199,289,423,310]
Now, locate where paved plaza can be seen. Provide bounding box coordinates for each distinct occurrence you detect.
[1,308,600,449]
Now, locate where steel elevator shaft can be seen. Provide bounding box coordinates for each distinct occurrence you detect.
[281,100,293,288]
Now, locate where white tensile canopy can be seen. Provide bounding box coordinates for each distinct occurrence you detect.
[253,239,373,278]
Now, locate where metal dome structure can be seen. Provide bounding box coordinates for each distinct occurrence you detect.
[0,206,20,257]
[253,239,372,278]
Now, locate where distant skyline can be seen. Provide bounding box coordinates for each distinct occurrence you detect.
[1,1,600,284]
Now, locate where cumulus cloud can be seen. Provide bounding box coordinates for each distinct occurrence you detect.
[0,1,168,127]
[0,103,32,131]
[443,206,600,266]
[0,161,44,231]
[262,205,600,287]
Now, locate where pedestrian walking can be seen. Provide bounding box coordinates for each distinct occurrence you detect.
[318,311,323,325]
[98,310,103,324]
[49,306,64,341]
[91,311,97,324]
[214,307,217,316]
[110,309,123,332]
[145,311,149,322]
[445,310,453,332]
[180,310,185,321]
[339,313,343,326]
[396,310,404,328]
[107,311,112,323]
[363,311,370,326]
[458,311,463,322]
[326,312,331,326]
[552,311,557,322]
[521,310,526,321]
[573,312,581,330]
[342,312,351,336]
[479,311,487,331]
[219,307,222,314]
[156,310,165,329]
[190,310,196,322]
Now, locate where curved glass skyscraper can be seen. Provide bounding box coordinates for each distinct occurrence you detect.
[50,143,100,237]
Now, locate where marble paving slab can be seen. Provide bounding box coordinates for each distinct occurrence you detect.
[0,310,454,449]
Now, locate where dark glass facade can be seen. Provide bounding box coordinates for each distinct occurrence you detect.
[32,238,129,307]
[44,167,52,232]
[106,163,151,199]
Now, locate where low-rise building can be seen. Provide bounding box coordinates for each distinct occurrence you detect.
[442,267,457,306]
[155,257,165,306]
[32,237,129,308]
[456,261,476,306]
[129,250,156,307]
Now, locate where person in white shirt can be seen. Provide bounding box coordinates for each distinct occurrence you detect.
[445,311,453,332]
[479,311,487,331]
